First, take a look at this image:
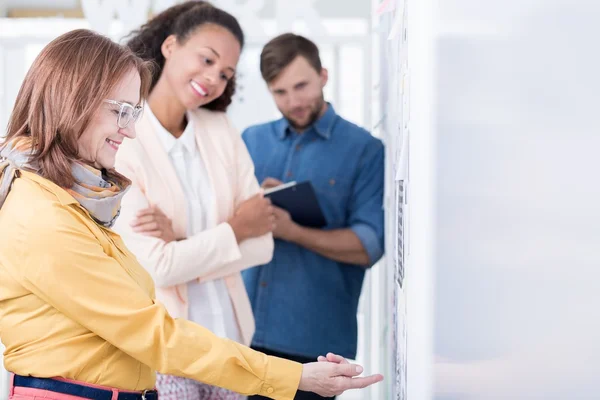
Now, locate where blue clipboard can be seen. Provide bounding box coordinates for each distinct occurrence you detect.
[264,181,327,228]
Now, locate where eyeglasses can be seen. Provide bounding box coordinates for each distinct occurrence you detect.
[104,99,143,129]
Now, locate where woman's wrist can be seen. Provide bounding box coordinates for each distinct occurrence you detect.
[298,364,310,392]
[228,215,248,243]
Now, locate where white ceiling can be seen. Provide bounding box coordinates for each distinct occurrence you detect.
[3,0,370,18]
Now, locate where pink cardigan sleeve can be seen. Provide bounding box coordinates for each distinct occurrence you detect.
[112,114,273,288]
[199,114,274,282]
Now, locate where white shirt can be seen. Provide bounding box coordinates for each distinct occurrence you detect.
[146,105,241,343]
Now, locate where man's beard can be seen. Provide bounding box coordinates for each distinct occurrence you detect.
[285,95,325,131]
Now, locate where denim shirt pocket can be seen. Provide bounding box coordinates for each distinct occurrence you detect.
[311,174,352,227]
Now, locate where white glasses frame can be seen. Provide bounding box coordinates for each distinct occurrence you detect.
[104,99,143,129]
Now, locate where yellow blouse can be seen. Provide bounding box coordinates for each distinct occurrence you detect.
[0,171,302,399]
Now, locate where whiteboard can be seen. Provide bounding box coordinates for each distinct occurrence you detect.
[375,0,409,398]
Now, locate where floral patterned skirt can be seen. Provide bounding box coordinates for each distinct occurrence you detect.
[156,373,245,400]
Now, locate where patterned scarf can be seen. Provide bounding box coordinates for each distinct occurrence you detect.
[0,138,130,228]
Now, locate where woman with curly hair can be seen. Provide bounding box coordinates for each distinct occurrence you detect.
[113,2,283,399]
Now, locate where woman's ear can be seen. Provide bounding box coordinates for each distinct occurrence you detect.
[161,34,178,60]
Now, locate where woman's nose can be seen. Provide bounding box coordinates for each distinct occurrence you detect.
[119,124,136,140]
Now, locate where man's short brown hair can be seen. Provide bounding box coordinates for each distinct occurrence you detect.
[260,33,322,84]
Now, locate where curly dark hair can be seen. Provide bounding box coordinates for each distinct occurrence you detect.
[124,1,244,112]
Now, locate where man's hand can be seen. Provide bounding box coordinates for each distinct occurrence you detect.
[272,206,298,241]
[261,177,284,190]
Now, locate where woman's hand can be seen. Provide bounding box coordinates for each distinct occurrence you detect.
[130,204,178,243]
[317,353,349,364]
[228,192,275,243]
[299,359,384,397]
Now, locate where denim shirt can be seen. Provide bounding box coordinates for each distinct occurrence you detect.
[241,104,384,359]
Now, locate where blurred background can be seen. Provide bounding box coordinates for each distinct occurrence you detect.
[1,0,600,399]
[434,0,600,399]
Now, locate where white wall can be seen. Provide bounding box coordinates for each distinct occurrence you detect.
[433,0,600,399]
[2,0,370,18]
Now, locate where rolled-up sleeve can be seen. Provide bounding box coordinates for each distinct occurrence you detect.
[348,140,385,266]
